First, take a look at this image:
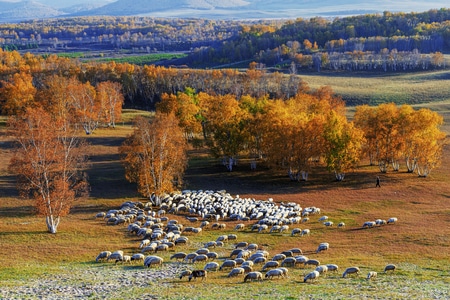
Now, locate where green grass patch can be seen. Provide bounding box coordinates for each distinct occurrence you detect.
[95,53,188,65]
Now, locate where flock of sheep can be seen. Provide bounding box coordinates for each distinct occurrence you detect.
[94,189,398,284]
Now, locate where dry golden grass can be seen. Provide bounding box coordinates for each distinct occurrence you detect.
[0,108,449,298]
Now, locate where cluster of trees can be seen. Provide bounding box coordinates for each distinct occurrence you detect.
[0,16,267,52]
[187,9,450,68]
[155,87,445,181]
[0,49,311,110]
[354,103,446,176]
[4,74,124,233]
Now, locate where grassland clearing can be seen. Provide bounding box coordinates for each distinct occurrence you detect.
[0,101,449,298]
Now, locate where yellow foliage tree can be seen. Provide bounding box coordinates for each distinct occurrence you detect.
[119,113,187,203]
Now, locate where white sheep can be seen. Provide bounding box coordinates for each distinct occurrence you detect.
[363,221,376,228]
[338,222,346,228]
[304,259,320,268]
[367,271,377,280]
[301,229,310,236]
[303,270,320,283]
[139,239,151,249]
[315,265,328,277]
[271,253,286,262]
[262,260,280,271]
[342,266,360,278]
[316,242,329,253]
[291,228,302,236]
[219,260,237,271]
[323,221,334,227]
[184,253,198,263]
[227,267,245,278]
[206,252,219,260]
[193,254,208,263]
[116,255,131,264]
[244,271,263,282]
[326,264,339,273]
[131,253,145,263]
[107,250,123,262]
[234,223,245,231]
[281,257,296,267]
[387,217,398,224]
[204,262,220,272]
[196,248,210,255]
[95,251,111,262]
[143,255,163,268]
[235,242,248,249]
[318,216,328,222]
[265,268,284,279]
[170,252,187,261]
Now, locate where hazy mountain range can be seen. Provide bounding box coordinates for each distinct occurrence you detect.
[0,0,448,22]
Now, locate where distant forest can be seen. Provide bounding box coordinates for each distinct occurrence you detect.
[0,8,449,74]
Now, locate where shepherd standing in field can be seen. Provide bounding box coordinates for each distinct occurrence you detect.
[376,176,381,188]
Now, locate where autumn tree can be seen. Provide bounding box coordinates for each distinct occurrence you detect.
[119,113,187,204]
[8,107,89,233]
[323,111,365,181]
[96,81,124,128]
[0,71,36,115]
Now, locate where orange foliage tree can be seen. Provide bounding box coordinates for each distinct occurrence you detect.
[96,81,124,128]
[119,113,187,204]
[0,71,36,115]
[8,107,89,233]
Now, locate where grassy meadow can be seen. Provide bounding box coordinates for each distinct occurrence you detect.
[0,71,449,299]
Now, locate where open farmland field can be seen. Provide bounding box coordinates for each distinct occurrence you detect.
[0,103,449,299]
[301,69,450,106]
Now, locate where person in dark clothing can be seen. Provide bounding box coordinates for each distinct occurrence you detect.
[376,176,381,187]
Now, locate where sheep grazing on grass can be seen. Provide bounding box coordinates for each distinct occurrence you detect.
[277,267,289,277]
[304,270,320,283]
[141,244,157,254]
[304,259,320,268]
[196,248,210,255]
[315,265,328,277]
[295,255,309,265]
[342,266,360,278]
[144,255,163,268]
[236,250,251,260]
[204,262,220,272]
[116,255,131,264]
[139,239,151,249]
[281,250,293,257]
[193,254,208,263]
[244,271,263,282]
[206,252,219,260]
[234,223,245,231]
[184,253,198,263]
[229,249,243,259]
[323,221,334,227]
[291,228,302,236]
[271,254,286,262]
[253,256,267,265]
[107,251,124,262]
[227,267,245,278]
[235,242,248,249]
[265,268,284,280]
[338,222,346,228]
[95,251,111,262]
[316,242,330,254]
[203,241,217,249]
[384,264,397,273]
[219,260,237,271]
[326,264,339,273]
[301,229,310,236]
[227,234,237,241]
[189,270,207,281]
[216,235,228,243]
[363,221,376,228]
[174,236,189,245]
[179,270,192,280]
[289,248,303,255]
[387,217,398,224]
[155,244,169,253]
[170,252,187,261]
[281,257,296,267]
[367,271,377,280]
[318,216,328,222]
[131,253,145,263]
[262,260,280,271]
[302,217,309,223]
[246,243,259,251]
[95,212,106,219]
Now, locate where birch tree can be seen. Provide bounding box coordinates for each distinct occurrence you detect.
[8,107,89,233]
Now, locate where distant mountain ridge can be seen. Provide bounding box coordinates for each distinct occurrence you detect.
[0,0,449,22]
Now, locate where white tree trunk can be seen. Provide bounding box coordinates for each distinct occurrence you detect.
[46,215,60,234]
